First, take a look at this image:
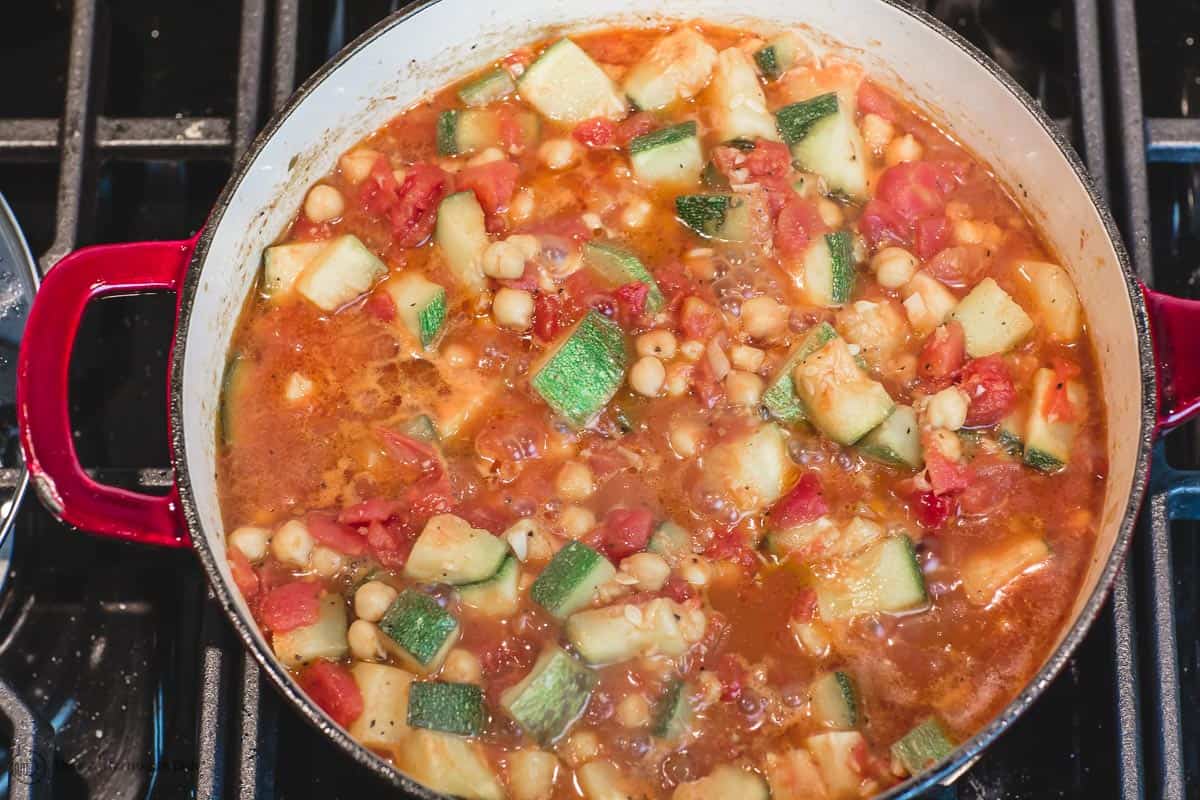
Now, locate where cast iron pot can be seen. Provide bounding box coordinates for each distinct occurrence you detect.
[15,0,1200,796]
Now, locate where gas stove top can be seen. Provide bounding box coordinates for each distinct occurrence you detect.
[0,1,1197,798]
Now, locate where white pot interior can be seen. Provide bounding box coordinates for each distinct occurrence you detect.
[180,0,1145,746]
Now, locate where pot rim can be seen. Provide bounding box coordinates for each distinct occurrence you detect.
[169,1,1156,795]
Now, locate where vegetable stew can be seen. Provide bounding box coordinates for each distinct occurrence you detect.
[218,22,1106,800]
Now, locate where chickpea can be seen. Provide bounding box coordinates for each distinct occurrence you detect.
[730,344,765,373]
[466,147,505,166]
[304,184,345,223]
[817,198,844,227]
[871,246,919,290]
[228,525,270,563]
[493,288,535,330]
[614,693,652,728]
[509,188,535,223]
[629,356,666,397]
[270,519,313,568]
[885,133,924,166]
[508,749,560,800]
[952,219,985,246]
[927,386,970,431]
[354,580,398,623]
[338,148,380,183]
[538,138,581,171]
[506,234,541,260]
[680,555,712,587]
[663,363,693,397]
[557,730,600,767]
[861,112,896,153]
[636,330,678,360]
[482,240,527,279]
[560,505,597,539]
[347,619,385,661]
[555,461,595,502]
[679,339,705,361]
[725,370,765,406]
[740,296,789,339]
[620,199,653,229]
[441,648,483,684]
[620,552,670,591]
[310,546,345,578]
[669,418,705,458]
[443,343,472,368]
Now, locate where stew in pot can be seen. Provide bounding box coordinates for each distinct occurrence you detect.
[217,22,1106,800]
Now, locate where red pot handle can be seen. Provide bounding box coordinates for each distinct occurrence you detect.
[1143,283,1200,431]
[17,237,199,548]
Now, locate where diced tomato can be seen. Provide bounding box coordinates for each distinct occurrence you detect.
[496,106,530,152]
[959,456,1021,516]
[365,519,416,568]
[679,296,720,339]
[306,512,368,556]
[913,490,955,529]
[388,163,451,248]
[705,526,760,573]
[710,145,743,179]
[757,174,798,218]
[395,474,456,534]
[573,117,617,148]
[857,80,897,121]
[457,501,515,535]
[260,581,322,633]
[717,653,745,702]
[876,162,953,224]
[769,473,829,529]
[615,112,657,146]
[743,140,792,177]
[533,292,565,341]
[597,507,654,562]
[614,281,649,325]
[925,245,989,287]
[298,660,364,728]
[922,430,970,495]
[498,261,540,292]
[775,198,823,257]
[456,159,519,215]
[790,587,819,623]
[228,548,260,601]
[917,322,966,388]
[258,560,296,591]
[858,197,910,249]
[692,353,725,409]
[364,289,396,322]
[338,498,404,525]
[359,155,401,217]
[662,575,695,603]
[1044,357,1082,423]
[376,427,441,476]
[914,215,951,260]
[958,356,1017,427]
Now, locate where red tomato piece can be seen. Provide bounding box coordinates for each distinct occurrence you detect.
[597,507,654,562]
[661,576,695,603]
[306,512,368,556]
[533,292,565,342]
[388,163,451,248]
[691,354,725,409]
[704,526,760,573]
[615,112,657,146]
[858,197,910,249]
[922,430,970,495]
[365,520,415,568]
[338,498,404,525]
[376,427,441,476]
[918,322,966,388]
[395,474,456,535]
[260,581,321,633]
[790,587,819,623]
[298,660,364,728]
[359,155,402,217]
[614,281,649,325]
[876,162,953,224]
[758,174,799,218]
[456,159,519,216]
[958,356,1017,427]
[573,117,618,148]
[717,653,744,702]
[925,245,989,288]
[364,289,397,322]
[857,80,897,121]
[913,490,955,529]
[769,473,829,529]
[679,297,720,339]
[228,548,260,601]
[743,140,792,177]
[1044,357,1082,423]
[775,198,823,257]
[914,215,951,260]
[959,457,1021,516]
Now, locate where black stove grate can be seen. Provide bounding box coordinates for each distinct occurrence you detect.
[0,1,1193,798]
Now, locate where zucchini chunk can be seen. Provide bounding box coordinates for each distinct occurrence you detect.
[891,718,955,775]
[805,730,870,800]
[754,32,803,80]
[582,241,665,313]
[500,645,597,744]
[399,413,440,443]
[702,423,790,512]
[271,593,348,668]
[219,353,251,446]
[434,191,489,294]
[765,516,884,563]
[1018,259,1081,342]
[436,108,539,156]
[810,671,859,730]
[407,681,486,736]
[675,194,754,242]
[404,513,509,585]
[623,27,718,111]
[393,728,504,800]
[263,240,325,298]
[629,121,704,186]
[673,765,770,800]
[530,540,616,619]
[762,322,838,424]
[960,535,1050,605]
[997,409,1025,456]
[777,92,868,200]
[708,47,780,142]
[950,277,1034,357]
[902,271,960,335]
[459,554,521,617]
[858,405,923,469]
[383,272,447,350]
[378,589,460,673]
[814,535,928,620]
[530,310,629,427]
[652,679,692,740]
[800,231,855,307]
[764,749,829,800]
[565,598,698,664]
[294,234,387,312]
[518,38,627,123]
[457,67,516,107]
[1023,367,1086,472]
[348,663,413,748]
[648,520,691,565]
[792,335,894,445]
[578,760,655,799]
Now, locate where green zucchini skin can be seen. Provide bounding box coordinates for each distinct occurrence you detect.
[407,681,486,736]
[530,541,616,619]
